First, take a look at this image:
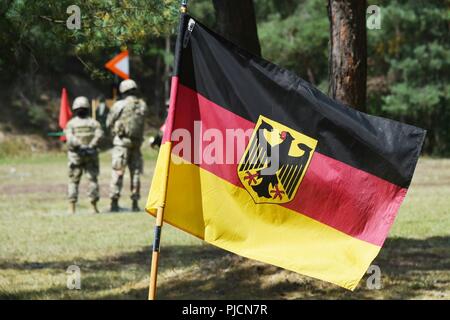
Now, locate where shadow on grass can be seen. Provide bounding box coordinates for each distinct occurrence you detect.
[1,237,449,299]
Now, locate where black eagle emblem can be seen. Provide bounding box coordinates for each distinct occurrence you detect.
[238,116,316,204]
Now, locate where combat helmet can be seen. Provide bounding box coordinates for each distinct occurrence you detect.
[119,79,138,94]
[72,96,90,110]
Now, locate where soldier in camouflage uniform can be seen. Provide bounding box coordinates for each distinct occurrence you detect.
[107,79,147,212]
[65,96,103,214]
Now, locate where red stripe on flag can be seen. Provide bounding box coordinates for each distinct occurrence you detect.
[168,83,406,246]
[162,77,180,143]
[286,152,406,246]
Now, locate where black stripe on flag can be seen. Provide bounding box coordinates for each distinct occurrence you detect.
[176,15,425,188]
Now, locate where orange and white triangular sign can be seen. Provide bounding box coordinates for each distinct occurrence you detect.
[105,50,129,79]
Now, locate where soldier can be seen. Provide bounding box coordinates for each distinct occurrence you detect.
[65,96,103,214]
[107,79,147,212]
[95,95,109,134]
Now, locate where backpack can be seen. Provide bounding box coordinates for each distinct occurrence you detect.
[114,98,145,140]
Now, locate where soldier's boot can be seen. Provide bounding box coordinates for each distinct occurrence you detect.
[91,201,100,214]
[132,200,140,212]
[110,198,119,212]
[69,202,76,214]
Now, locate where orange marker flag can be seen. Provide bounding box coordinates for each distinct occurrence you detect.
[58,88,72,142]
[105,50,130,80]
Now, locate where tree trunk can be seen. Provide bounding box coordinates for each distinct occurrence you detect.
[327,0,367,111]
[212,0,261,56]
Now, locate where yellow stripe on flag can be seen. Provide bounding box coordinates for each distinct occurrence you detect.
[146,143,380,290]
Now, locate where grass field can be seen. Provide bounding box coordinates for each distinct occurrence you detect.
[0,149,449,299]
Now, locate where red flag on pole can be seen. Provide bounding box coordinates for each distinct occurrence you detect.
[58,88,72,142]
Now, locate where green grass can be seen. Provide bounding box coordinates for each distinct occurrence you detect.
[0,151,448,299]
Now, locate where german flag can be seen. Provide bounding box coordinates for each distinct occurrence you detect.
[146,15,426,290]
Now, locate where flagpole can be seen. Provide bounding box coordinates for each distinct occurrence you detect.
[148,0,188,301]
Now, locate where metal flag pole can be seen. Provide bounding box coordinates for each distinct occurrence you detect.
[148,0,188,301]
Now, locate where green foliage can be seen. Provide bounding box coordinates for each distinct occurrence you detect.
[257,0,449,154]
[255,0,300,20]
[257,0,329,89]
[0,0,179,79]
[27,104,50,126]
[1,0,449,154]
[368,0,450,154]
[255,0,450,154]
[72,0,178,54]
[189,0,216,27]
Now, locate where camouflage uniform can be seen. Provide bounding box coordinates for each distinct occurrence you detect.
[107,95,147,203]
[66,117,103,204]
